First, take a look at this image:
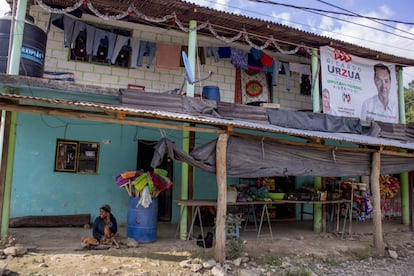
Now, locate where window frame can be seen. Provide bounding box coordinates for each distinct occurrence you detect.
[54,139,100,174]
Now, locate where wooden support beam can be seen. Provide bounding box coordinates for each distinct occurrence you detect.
[410,173,413,231]
[188,124,196,200]
[215,133,228,263]
[371,151,385,256]
[0,111,11,228]
[230,131,414,157]
[116,112,126,119]
[9,214,91,227]
[0,103,225,134]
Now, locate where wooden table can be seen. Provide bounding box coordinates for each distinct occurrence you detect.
[279,199,353,234]
[175,199,352,246]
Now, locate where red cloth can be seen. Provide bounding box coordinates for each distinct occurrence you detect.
[156,43,181,70]
[260,52,273,68]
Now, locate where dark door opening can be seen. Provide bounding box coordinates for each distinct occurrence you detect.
[137,140,173,222]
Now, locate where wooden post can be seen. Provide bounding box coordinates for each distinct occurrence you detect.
[313,176,322,232]
[409,172,413,231]
[0,112,11,230]
[371,151,384,256]
[215,133,228,263]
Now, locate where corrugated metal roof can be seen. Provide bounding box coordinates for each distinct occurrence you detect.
[31,0,414,66]
[2,92,414,151]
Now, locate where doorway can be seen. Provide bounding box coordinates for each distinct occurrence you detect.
[137,140,173,222]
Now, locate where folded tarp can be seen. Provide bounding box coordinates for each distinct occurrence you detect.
[267,109,362,134]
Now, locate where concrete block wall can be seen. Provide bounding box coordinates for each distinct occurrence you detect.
[271,71,313,111]
[30,5,312,110]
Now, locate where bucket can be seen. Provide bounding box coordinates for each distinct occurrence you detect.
[127,197,158,243]
[202,86,221,101]
[0,16,47,77]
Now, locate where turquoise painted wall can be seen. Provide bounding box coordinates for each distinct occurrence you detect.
[9,110,224,225]
[11,113,136,224]
[9,99,362,225]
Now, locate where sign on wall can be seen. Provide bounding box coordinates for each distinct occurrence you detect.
[320,46,399,123]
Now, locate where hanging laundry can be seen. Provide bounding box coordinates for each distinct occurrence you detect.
[85,24,96,55]
[137,40,157,68]
[272,59,291,91]
[92,29,116,61]
[111,35,130,64]
[93,35,107,60]
[218,47,231,58]
[130,38,141,68]
[62,15,75,48]
[290,62,311,82]
[204,47,220,62]
[70,20,86,49]
[300,74,312,96]
[250,47,262,61]
[230,48,248,70]
[48,13,64,33]
[247,53,263,71]
[263,60,274,73]
[156,43,181,70]
[260,51,273,72]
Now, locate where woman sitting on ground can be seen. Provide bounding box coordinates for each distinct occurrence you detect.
[82,204,118,248]
[93,204,118,245]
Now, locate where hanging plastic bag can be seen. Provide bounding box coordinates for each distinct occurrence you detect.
[365,193,373,216]
[138,185,152,208]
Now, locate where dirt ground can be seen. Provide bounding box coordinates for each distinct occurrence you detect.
[1,218,413,275]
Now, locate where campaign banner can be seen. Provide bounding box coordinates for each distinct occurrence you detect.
[320,46,399,123]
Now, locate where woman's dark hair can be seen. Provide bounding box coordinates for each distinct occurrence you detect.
[100,204,111,213]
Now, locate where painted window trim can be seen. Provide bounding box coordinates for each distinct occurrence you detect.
[54,139,100,174]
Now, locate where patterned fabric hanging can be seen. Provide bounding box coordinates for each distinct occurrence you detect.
[241,70,270,104]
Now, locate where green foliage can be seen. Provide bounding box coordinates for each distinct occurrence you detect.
[351,246,372,260]
[225,213,243,234]
[226,238,244,260]
[3,86,18,94]
[261,253,282,266]
[286,267,314,276]
[324,256,340,266]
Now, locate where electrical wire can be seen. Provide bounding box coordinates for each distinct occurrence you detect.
[247,0,414,41]
[193,0,414,56]
[308,9,414,42]
[206,0,414,58]
[249,0,414,25]
[316,0,414,38]
[195,0,414,68]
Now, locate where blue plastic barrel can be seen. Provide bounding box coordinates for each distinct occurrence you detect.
[202,86,221,101]
[127,197,158,243]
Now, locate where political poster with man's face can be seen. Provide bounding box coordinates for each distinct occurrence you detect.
[320,46,398,123]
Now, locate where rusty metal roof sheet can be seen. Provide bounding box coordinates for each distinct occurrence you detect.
[27,0,414,66]
[2,92,414,151]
